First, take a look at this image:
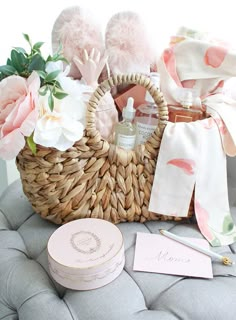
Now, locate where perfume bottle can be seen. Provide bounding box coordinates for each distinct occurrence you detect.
[168,89,203,123]
[114,97,136,150]
[134,72,160,146]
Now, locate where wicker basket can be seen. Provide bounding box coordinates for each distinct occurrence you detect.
[16,74,193,224]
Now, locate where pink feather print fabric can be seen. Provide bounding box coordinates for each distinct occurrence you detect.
[195,201,214,241]
[204,46,227,68]
[202,117,227,135]
[167,158,196,175]
[162,48,182,87]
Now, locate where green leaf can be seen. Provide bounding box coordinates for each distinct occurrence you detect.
[14,47,27,54]
[36,70,46,79]
[28,54,46,71]
[6,58,12,66]
[48,92,54,111]
[33,41,44,52]
[52,54,68,64]
[47,49,68,64]
[210,237,221,247]
[45,70,61,82]
[0,65,17,75]
[57,57,69,64]
[39,85,48,96]
[0,72,6,81]
[53,80,63,90]
[23,33,31,47]
[10,50,28,73]
[46,54,53,62]
[53,91,68,99]
[27,135,37,155]
[222,215,235,233]
[23,33,30,42]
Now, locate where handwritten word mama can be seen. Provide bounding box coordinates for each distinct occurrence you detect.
[156,250,190,263]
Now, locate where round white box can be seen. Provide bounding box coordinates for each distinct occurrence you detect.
[47,218,125,290]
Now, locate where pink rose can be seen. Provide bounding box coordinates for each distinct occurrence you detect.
[0,71,40,160]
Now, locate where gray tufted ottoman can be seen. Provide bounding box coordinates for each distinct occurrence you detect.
[1,179,236,320]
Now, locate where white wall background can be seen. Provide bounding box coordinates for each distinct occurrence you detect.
[1,0,236,193]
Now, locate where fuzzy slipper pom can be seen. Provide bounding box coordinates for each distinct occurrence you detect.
[105,11,154,75]
[52,6,104,79]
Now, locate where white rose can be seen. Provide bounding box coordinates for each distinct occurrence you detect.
[34,94,84,151]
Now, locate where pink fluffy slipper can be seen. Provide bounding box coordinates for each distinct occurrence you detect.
[105,11,155,75]
[51,6,105,79]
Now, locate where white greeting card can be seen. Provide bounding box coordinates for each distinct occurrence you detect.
[133,232,213,278]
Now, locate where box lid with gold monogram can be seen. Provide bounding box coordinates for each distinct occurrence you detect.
[47,218,125,290]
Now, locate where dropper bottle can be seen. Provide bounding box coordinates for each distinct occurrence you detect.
[134,72,160,145]
[114,97,136,150]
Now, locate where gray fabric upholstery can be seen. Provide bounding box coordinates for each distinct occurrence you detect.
[1,179,236,320]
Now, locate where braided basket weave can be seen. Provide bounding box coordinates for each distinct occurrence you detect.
[16,74,193,224]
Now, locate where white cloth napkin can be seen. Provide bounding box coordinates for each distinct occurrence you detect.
[157,37,236,157]
[149,118,236,246]
[151,33,236,246]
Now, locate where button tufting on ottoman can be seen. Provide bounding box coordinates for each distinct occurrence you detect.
[1,179,236,320]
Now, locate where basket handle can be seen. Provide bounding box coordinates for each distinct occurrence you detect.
[86,73,168,140]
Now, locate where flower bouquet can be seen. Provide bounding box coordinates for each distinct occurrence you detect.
[0,33,124,224]
[0,34,91,160]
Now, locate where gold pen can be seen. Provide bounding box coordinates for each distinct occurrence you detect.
[159,229,234,266]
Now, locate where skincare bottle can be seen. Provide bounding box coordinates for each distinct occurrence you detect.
[114,97,136,150]
[168,89,203,123]
[134,72,160,146]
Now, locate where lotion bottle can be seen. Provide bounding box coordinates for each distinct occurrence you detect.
[114,97,136,150]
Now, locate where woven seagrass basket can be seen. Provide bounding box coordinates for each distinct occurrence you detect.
[16,74,194,224]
